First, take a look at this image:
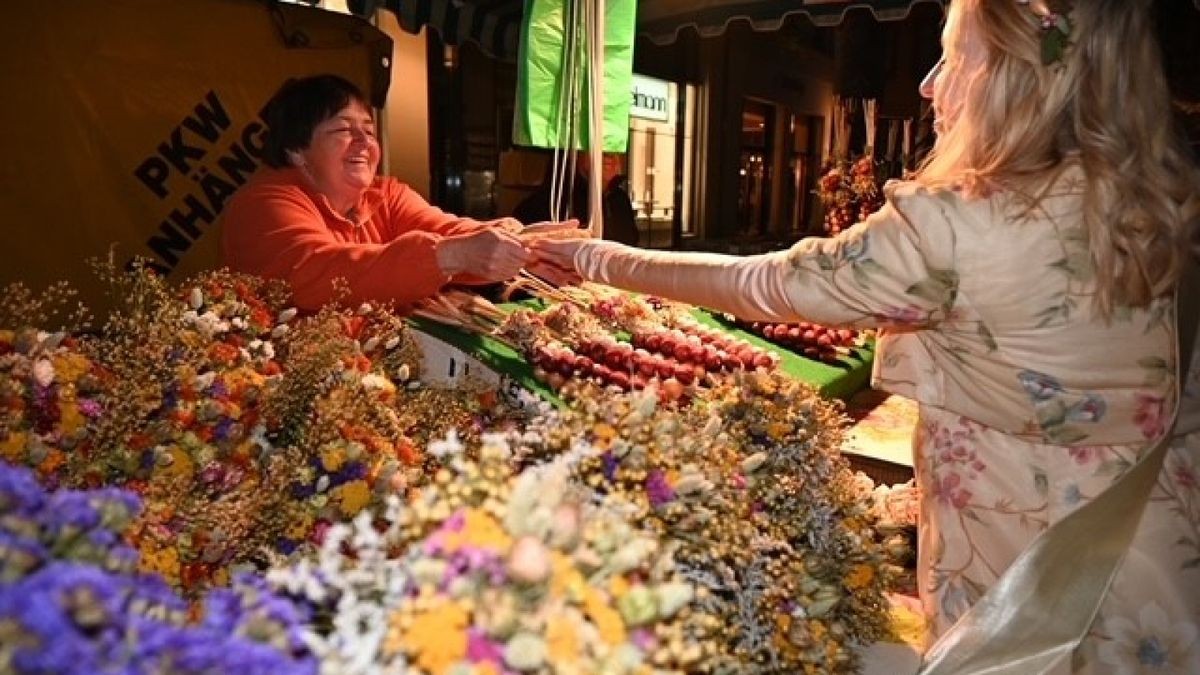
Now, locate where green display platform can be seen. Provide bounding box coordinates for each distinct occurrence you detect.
[691,310,874,400]
[406,302,873,403]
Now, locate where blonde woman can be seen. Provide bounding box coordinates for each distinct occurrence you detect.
[533,0,1200,670]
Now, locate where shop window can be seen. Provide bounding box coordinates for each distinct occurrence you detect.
[628,76,692,249]
[784,113,823,234]
[737,99,774,235]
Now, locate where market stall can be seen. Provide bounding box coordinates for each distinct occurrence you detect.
[0,265,922,673]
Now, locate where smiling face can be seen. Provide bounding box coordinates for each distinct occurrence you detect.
[295,99,380,213]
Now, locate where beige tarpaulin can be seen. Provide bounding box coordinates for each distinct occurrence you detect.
[0,0,391,313]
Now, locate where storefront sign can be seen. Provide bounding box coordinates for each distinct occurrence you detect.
[630,74,670,122]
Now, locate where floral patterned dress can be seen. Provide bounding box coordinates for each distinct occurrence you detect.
[773,177,1199,673]
[575,170,1200,672]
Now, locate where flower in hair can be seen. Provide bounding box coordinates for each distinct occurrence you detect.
[1020,0,1073,66]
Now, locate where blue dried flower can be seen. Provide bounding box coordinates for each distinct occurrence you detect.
[0,530,47,578]
[43,492,102,532]
[0,462,46,515]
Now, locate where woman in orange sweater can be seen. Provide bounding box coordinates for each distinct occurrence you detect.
[220,74,568,311]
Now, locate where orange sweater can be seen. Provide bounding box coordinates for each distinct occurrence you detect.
[220,167,488,310]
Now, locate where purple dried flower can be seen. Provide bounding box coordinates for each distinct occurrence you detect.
[160,386,179,411]
[466,628,505,664]
[221,467,246,492]
[76,397,103,418]
[31,383,61,435]
[212,416,236,442]
[631,628,658,651]
[645,470,676,508]
[290,483,315,500]
[198,462,225,486]
[601,451,619,482]
[335,461,368,483]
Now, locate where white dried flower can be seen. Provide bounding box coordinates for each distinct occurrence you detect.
[429,431,464,458]
[194,371,217,391]
[503,632,547,671]
[741,452,769,474]
[360,374,394,392]
[673,473,711,496]
[655,582,694,619]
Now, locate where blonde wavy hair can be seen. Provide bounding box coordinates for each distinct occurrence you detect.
[916,0,1200,316]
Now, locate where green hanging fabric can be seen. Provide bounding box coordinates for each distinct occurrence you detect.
[513,0,636,152]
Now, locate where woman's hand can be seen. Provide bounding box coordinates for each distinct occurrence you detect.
[527,237,592,286]
[437,228,531,282]
[519,219,586,240]
[484,217,525,235]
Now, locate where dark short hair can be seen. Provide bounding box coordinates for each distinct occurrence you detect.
[261,74,369,169]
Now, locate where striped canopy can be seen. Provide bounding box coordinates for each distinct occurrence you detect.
[350,0,945,61]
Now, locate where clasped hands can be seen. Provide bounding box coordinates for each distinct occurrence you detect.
[436,218,591,286]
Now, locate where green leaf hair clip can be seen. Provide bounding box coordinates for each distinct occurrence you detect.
[1018,0,1074,66]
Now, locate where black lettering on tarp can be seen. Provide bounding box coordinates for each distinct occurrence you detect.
[157,127,207,174]
[135,157,171,199]
[147,221,194,267]
[216,143,258,188]
[167,194,216,239]
[138,91,233,189]
[181,91,231,143]
[136,90,272,273]
[242,121,267,157]
[195,168,237,213]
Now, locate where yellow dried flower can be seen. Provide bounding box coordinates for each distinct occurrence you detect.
[442,508,512,553]
[320,446,347,473]
[593,423,617,442]
[608,575,630,599]
[335,480,372,517]
[158,446,195,482]
[550,552,586,601]
[285,512,315,540]
[844,564,875,590]
[399,601,470,674]
[140,544,181,583]
[767,421,792,440]
[51,352,90,383]
[59,400,84,436]
[888,602,928,648]
[546,617,581,664]
[0,431,28,463]
[583,588,626,646]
